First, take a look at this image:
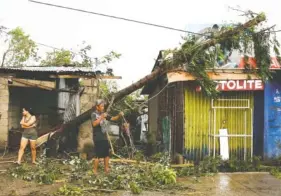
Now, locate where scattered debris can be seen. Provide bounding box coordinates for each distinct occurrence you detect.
[270,167,281,179]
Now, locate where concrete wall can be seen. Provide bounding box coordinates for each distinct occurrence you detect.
[8,88,21,130]
[0,78,9,148]
[77,79,99,153]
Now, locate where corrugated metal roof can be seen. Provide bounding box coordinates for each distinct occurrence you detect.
[0,66,96,73]
[0,66,99,76]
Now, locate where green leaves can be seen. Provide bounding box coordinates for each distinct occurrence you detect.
[270,167,281,179]
[54,185,83,196]
[1,27,38,67]
[129,182,142,194]
[1,26,121,69]
[99,80,145,116]
[162,12,279,97]
[41,49,73,66]
[40,41,121,68]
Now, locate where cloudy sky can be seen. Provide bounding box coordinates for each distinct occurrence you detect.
[0,0,280,89]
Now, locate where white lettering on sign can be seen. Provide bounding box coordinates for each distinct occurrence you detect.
[216,80,264,91]
[196,80,264,92]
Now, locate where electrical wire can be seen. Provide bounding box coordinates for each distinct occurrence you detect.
[29,1,281,35]
[138,82,170,107]
[28,0,205,35]
[99,78,170,115]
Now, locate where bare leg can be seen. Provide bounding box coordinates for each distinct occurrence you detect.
[17,138,29,164]
[93,158,99,175]
[29,140,37,164]
[104,156,110,173]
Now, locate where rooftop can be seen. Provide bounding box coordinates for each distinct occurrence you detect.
[0,66,121,79]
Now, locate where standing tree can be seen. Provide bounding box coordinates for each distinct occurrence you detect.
[41,49,74,66]
[40,41,121,68]
[0,27,38,67]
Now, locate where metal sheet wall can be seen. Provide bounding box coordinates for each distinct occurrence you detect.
[184,87,254,162]
[158,82,184,156]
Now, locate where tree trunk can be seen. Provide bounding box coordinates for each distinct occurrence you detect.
[1,51,7,67]
[63,67,163,129]
[61,14,265,130]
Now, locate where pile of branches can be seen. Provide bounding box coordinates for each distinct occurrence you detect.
[8,155,181,195]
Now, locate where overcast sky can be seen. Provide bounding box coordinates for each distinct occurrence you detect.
[0,0,280,89]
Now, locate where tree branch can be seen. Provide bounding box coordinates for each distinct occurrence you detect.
[61,13,266,129]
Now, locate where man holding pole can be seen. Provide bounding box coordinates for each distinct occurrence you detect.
[91,99,123,175]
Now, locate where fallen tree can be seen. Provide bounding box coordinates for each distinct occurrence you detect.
[63,12,278,128]
[43,12,280,158]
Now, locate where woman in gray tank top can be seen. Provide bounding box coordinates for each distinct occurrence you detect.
[16,107,37,164]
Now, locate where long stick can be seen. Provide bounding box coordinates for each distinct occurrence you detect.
[120,132,131,158]
[110,158,194,168]
[105,96,123,159]
[122,116,136,153]
[0,161,14,164]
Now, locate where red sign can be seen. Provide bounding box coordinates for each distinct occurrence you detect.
[196,80,264,92]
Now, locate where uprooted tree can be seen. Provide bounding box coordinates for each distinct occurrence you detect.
[61,12,280,150]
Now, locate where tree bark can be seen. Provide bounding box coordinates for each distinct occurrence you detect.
[63,67,163,129]
[1,51,7,67]
[61,14,265,130]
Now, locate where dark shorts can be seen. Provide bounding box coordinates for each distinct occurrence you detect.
[94,140,110,158]
[22,129,38,141]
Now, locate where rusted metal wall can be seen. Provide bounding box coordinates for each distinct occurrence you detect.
[184,84,254,162]
[147,85,159,137]
[158,82,184,156]
[175,82,184,154]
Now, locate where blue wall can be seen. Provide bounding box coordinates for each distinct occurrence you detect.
[264,81,281,159]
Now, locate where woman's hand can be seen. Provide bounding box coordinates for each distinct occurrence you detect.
[101,113,108,119]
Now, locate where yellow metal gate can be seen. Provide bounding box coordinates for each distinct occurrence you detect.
[184,89,254,161]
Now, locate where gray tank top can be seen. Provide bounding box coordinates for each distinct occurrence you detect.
[23,116,37,134]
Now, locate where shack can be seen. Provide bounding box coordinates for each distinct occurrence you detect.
[141,51,281,162]
[0,66,121,151]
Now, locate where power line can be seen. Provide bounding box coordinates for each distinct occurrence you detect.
[99,78,169,114]
[28,0,205,36]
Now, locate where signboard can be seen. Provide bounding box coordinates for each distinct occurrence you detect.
[196,80,264,92]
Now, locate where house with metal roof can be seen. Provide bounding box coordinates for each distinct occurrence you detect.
[0,66,121,152]
[141,50,281,162]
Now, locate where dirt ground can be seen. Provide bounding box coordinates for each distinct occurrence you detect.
[1,154,281,196]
